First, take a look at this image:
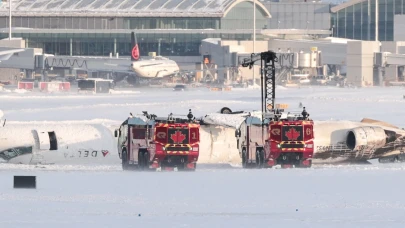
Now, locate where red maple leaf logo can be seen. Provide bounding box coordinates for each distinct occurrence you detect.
[285,128,301,140]
[170,130,186,144]
[131,44,140,60]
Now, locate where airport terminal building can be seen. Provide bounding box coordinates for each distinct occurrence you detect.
[0,0,404,87]
[331,0,405,41]
[0,0,272,57]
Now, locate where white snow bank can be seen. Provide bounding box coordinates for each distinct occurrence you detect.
[247,83,261,89]
[0,86,11,93]
[199,125,241,164]
[276,85,288,90]
[14,89,29,94]
[109,90,141,94]
[0,109,3,120]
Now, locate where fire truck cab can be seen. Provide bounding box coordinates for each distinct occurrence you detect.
[235,107,314,168]
[115,110,200,171]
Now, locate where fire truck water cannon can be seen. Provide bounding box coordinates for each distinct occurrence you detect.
[236,50,315,169]
[115,109,200,171]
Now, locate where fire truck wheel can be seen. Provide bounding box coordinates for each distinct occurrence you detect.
[256,149,264,169]
[122,150,129,170]
[260,150,265,168]
[242,148,248,168]
[220,107,232,114]
[138,151,145,170]
[143,151,150,170]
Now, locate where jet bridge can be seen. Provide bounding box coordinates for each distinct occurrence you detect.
[36,55,132,73]
[375,52,405,66]
[374,52,405,85]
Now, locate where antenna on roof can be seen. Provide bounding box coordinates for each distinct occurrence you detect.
[187,109,194,122]
[168,113,175,122]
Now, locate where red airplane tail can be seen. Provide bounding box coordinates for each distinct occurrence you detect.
[131,31,140,61]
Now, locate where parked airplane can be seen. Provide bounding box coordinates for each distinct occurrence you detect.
[129,32,180,79]
[202,107,405,164]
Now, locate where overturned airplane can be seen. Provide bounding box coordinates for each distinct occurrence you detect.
[1,108,404,166]
[0,121,120,165]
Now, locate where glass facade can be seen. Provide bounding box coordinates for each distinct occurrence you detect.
[0,0,271,56]
[331,0,405,41]
[0,16,223,30]
[266,2,331,30]
[125,17,220,29]
[221,1,268,29]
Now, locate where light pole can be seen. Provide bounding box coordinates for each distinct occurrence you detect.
[252,0,256,86]
[375,0,378,41]
[367,0,370,40]
[158,38,162,56]
[9,0,12,40]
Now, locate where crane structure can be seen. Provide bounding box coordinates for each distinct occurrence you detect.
[241,51,278,123]
[238,50,315,168]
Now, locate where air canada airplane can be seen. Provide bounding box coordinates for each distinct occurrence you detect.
[112,32,181,86]
[0,120,120,165]
[129,32,180,79]
[201,107,405,164]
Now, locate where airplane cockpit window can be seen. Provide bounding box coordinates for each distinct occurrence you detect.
[0,146,33,162]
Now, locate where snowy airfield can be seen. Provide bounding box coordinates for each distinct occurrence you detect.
[1,85,405,227]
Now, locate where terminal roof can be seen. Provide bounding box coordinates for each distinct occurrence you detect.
[0,0,270,18]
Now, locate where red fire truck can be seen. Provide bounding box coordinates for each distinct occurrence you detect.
[235,107,314,168]
[233,50,315,168]
[115,110,200,171]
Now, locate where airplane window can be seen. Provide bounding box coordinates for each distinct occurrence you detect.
[48,131,58,150]
[0,146,33,162]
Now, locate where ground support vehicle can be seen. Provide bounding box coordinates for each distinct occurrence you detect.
[115,110,200,171]
[234,50,314,168]
[236,108,314,168]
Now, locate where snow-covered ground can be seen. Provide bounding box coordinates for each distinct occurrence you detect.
[2,86,405,126]
[1,85,405,227]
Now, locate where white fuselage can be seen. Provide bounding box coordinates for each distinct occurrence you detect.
[131,57,180,78]
[0,122,120,165]
[2,116,404,166]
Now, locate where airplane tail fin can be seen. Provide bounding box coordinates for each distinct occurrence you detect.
[131,31,140,61]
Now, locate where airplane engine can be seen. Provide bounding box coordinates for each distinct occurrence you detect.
[346,127,387,151]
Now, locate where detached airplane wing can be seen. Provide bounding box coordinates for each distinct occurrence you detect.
[0,49,25,61]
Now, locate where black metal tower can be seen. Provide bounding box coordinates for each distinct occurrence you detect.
[241,51,278,119]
